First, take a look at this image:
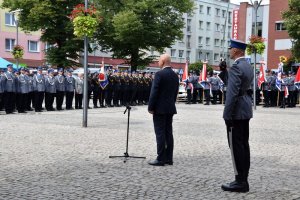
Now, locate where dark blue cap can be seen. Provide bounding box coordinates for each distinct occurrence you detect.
[37,67,42,71]
[58,68,63,72]
[48,69,54,73]
[67,69,73,73]
[229,39,247,50]
[7,64,13,68]
[132,71,136,74]
[20,67,25,71]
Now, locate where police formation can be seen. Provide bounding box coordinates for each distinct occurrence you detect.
[0,64,153,115]
[183,61,299,108]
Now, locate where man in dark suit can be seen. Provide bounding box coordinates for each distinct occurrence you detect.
[148,54,179,166]
[222,39,254,193]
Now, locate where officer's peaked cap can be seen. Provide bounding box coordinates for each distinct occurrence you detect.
[229,39,247,50]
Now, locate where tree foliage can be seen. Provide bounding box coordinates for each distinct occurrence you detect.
[189,61,213,75]
[94,0,194,71]
[282,0,300,60]
[2,0,84,68]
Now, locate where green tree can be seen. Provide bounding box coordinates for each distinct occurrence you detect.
[282,0,300,60]
[94,0,194,71]
[2,0,83,68]
[189,61,213,75]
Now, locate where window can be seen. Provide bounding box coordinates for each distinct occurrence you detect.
[5,13,16,26]
[221,25,225,32]
[171,49,176,57]
[186,51,191,60]
[187,19,192,32]
[206,53,210,61]
[199,21,204,29]
[198,51,202,60]
[5,39,15,51]
[187,35,191,48]
[221,40,225,47]
[222,10,226,18]
[215,39,220,47]
[207,7,211,15]
[214,53,219,61]
[179,50,184,58]
[28,41,39,52]
[275,22,286,31]
[215,8,220,17]
[206,22,211,30]
[215,23,220,32]
[228,12,232,23]
[198,37,203,45]
[199,5,204,14]
[206,37,210,46]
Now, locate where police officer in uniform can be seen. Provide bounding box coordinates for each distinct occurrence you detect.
[3,64,17,114]
[210,72,221,104]
[143,72,151,105]
[65,69,75,110]
[121,70,130,106]
[203,72,212,105]
[17,68,29,113]
[137,72,144,105]
[113,70,122,107]
[287,71,295,107]
[106,70,114,107]
[45,69,56,111]
[25,69,34,111]
[0,69,4,111]
[33,67,46,112]
[270,71,277,107]
[222,39,253,193]
[130,71,138,106]
[75,73,84,109]
[55,68,65,110]
[263,70,272,107]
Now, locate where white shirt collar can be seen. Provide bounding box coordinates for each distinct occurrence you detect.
[234,56,245,63]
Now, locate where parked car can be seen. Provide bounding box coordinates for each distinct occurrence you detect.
[177,82,187,101]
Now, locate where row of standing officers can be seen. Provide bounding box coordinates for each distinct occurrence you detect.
[0,65,153,114]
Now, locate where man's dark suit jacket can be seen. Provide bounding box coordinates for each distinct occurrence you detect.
[148,67,179,114]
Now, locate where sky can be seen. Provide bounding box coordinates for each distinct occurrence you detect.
[230,0,270,5]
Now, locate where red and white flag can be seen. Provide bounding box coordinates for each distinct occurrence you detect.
[182,60,188,81]
[284,85,289,98]
[258,64,265,89]
[295,67,300,83]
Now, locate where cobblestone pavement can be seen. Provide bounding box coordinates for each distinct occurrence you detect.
[0,104,300,200]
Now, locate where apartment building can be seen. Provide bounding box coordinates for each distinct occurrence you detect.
[0,0,46,67]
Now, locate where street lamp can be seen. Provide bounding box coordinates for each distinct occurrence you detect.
[83,0,89,127]
[250,0,262,110]
[11,9,22,70]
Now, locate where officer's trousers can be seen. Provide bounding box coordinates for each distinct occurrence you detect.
[65,91,74,109]
[17,93,27,112]
[34,91,44,111]
[56,91,65,110]
[0,93,4,110]
[45,92,55,110]
[226,119,250,182]
[153,114,174,162]
[75,93,83,109]
[4,92,16,114]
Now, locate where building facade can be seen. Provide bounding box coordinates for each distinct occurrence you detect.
[0,0,46,68]
[235,0,291,70]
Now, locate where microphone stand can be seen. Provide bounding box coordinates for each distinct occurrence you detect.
[109,105,146,163]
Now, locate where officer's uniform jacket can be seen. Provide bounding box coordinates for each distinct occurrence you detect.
[210,76,221,91]
[55,75,65,92]
[3,71,17,92]
[202,77,212,90]
[33,73,45,92]
[45,75,56,93]
[27,76,34,92]
[65,75,75,92]
[263,75,272,91]
[17,74,29,94]
[0,74,4,93]
[75,77,84,94]
[223,57,254,120]
[287,76,295,91]
[186,76,195,90]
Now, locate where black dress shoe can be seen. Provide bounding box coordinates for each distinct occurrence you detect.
[221,181,249,193]
[148,159,165,166]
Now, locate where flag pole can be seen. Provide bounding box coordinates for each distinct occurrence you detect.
[277,91,280,107]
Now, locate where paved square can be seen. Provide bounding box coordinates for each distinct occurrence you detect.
[0,104,300,199]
